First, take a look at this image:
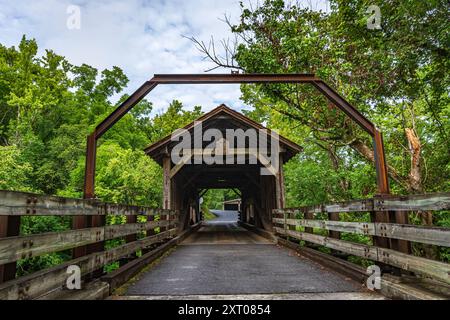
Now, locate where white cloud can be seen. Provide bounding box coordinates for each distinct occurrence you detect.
[0,0,330,115]
[0,0,245,113]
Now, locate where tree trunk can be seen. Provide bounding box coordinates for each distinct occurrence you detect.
[405,128,437,259]
[405,128,422,192]
[326,147,348,193]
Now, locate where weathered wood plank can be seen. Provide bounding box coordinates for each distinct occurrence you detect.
[38,279,110,300]
[0,190,99,216]
[377,247,450,285]
[273,227,450,284]
[0,227,104,266]
[0,190,177,216]
[273,218,374,235]
[376,223,450,247]
[273,218,450,247]
[374,193,450,211]
[275,199,374,214]
[0,220,176,265]
[324,199,373,213]
[104,204,177,217]
[0,228,177,300]
[274,193,450,215]
[274,227,378,260]
[163,156,171,209]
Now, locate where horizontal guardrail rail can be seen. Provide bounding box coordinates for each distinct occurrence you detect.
[271,219,450,247]
[0,190,179,299]
[0,190,177,216]
[273,192,450,285]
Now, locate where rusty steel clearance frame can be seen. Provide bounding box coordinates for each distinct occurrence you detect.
[73,73,394,260]
[83,74,389,198]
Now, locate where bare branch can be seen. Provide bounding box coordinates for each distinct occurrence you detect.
[184,34,243,72]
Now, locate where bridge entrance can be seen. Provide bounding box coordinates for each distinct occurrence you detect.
[145,104,302,232]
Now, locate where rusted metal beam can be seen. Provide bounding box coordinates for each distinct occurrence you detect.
[95,81,158,139]
[84,133,96,199]
[311,80,375,136]
[151,73,318,84]
[373,130,390,194]
[82,73,389,227]
[73,133,97,259]
[372,130,392,250]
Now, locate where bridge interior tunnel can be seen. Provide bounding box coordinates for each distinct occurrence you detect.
[144,104,302,233]
[168,163,280,230]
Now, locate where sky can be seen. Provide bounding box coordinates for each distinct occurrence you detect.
[0,0,329,114]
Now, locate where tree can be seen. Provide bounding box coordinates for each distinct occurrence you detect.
[194,0,449,197]
[0,145,33,191]
[149,100,203,143]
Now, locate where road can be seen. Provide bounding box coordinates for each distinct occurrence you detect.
[119,210,383,299]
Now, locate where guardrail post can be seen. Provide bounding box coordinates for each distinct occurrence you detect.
[328,212,340,239]
[84,134,106,278]
[374,195,411,255]
[391,210,412,254]
[373,194,403,275]
[372,196,391,250]
[303,208,314,235]
[86,215,106,278]
[73,134,97,260]
[372,131,391,250]
[0,216,20,283]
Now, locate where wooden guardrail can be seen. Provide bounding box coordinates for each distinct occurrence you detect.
[273,193,450,285]
[0,190,179,299]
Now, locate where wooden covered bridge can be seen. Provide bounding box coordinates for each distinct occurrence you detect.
[144,104,301,231]
[0,74,449,300]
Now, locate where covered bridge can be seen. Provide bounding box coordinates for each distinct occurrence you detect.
[144,104,302,231]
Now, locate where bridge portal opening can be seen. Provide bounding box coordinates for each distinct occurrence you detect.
[200,189,241,224]
[145,104,302,232]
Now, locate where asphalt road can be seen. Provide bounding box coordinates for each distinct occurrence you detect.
[208,209,238,222]
[123,210,380,299]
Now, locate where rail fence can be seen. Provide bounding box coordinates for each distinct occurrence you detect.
[273,193,450,285]
[0,190,178,299]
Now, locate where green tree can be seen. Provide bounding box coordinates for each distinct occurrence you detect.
[149,100,203,143]
[196,0,449,200]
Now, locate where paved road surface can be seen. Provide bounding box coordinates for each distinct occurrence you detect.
[208,209,238,222]
[121,210,382,299]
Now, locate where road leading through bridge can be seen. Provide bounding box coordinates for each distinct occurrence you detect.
[116,210,384,300]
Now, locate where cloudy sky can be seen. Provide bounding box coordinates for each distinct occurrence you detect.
[0,0,329,114]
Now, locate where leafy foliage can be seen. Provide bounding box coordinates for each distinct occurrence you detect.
[0,36,203,273]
